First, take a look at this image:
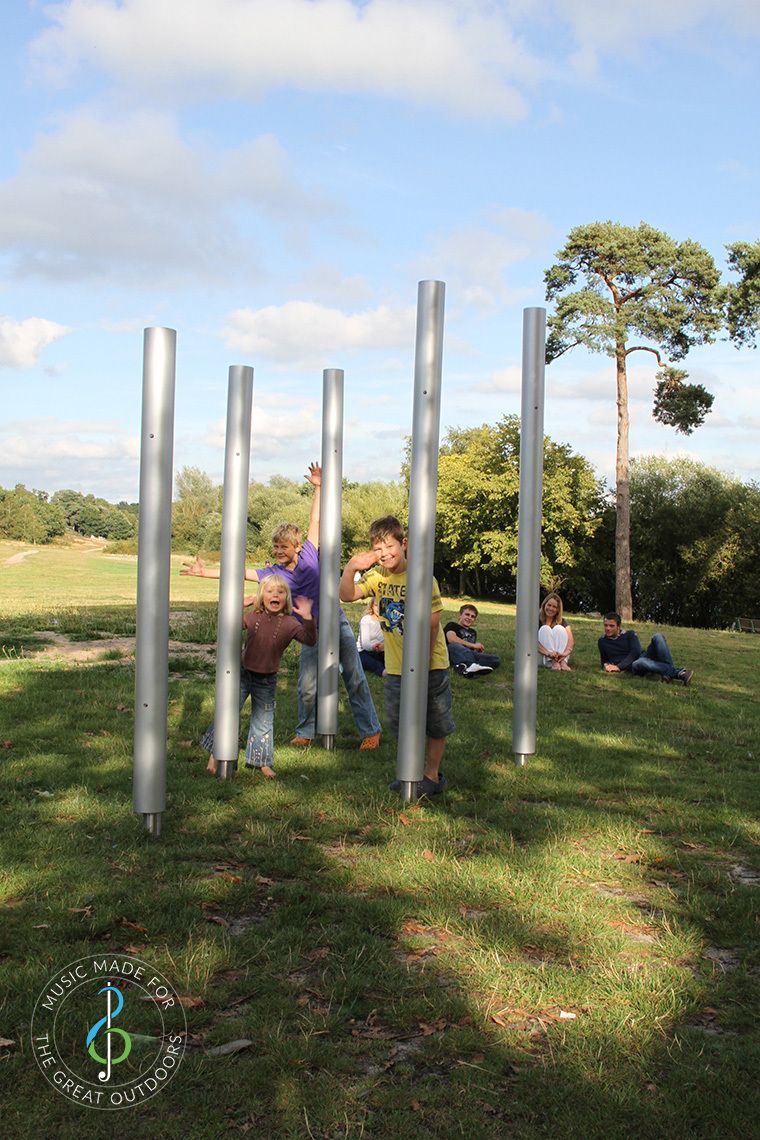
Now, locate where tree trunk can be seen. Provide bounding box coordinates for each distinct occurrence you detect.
[615,344,633,620]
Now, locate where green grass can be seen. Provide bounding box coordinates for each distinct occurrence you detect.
[1,542,760,1137]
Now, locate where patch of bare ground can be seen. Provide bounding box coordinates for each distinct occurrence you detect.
[3,631,214,665]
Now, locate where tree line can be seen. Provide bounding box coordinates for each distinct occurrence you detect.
[4,424,758,629]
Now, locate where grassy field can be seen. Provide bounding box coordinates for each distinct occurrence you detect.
[1,541,760,1138]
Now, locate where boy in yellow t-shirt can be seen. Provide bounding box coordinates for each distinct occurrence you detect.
[339,515,454,796]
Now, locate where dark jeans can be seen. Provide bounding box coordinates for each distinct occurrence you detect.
[359,649,385,676]
[448,644,501,670]
[630,633,680,680]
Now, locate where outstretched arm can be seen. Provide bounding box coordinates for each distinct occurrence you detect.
[181,555,260,583]
[305,462,322,548]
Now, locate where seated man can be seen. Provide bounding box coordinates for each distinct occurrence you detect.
[444,604,501,678]
[598,612,693,685]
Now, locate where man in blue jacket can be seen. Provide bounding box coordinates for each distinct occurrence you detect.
[598,613,693,685]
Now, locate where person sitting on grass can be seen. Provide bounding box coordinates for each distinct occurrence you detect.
[356,597,385,677]
[340,515,454,798]
[538,592,573,671]
[201,575,316,777]
[444,603,501,677]
[183,462,382,751]
[598,612,693,685]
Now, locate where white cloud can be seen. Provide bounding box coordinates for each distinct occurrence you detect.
[0,316,72,368]
[221,301,416,364]
[0,110,327,284]
[203,393,321,459]
[476,365,522,394]
[416,208,552,309]
[0,419,140,497]
[31,0,538,119]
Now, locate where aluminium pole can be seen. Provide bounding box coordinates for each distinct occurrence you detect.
[133,327,177,837]
[213,366,255,781]
[512,308,546,766]
[396,281,446,802]
[317,369,344,750]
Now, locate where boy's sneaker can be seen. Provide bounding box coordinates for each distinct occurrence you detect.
[388,773,448,796]
[290,736,312,747]
[359,733,381,750]
[678,669,693,686]
[418,773,448,797]
[465,663,493,677]
[454,663,468,676]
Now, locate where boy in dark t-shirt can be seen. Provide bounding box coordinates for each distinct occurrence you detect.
[444,604,501,678]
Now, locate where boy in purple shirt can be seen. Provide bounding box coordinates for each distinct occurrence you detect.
[184,464,382,748]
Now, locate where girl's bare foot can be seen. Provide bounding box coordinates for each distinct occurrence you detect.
[560,661,572,671]
[260,765,276,779]
[207,754,217,775]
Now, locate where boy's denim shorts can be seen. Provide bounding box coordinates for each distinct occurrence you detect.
[383,669,455,739]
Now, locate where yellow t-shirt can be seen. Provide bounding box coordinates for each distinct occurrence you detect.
[357,567,449,675]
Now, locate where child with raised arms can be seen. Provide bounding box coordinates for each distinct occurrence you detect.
[202,575,316,777]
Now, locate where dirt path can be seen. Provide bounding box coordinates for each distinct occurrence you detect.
[4,550,41,566]
[9,631,215,665]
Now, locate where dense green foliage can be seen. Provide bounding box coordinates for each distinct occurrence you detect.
[0,485,138,544]
[430,416,604,598]
[569,457,760,626]
[725,239,760,347]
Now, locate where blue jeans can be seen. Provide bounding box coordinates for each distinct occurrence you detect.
[448,644,501,671]
[296,611,382,739]
[630,633,680,680]
[201,670,277,768]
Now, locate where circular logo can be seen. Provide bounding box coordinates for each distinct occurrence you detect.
[31,954,187,1110]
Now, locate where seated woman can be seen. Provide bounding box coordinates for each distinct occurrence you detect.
[538,592,573,671]
[356,597,385,677]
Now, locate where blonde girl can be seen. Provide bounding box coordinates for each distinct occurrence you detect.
[202,575,316,776]
[538,592,573,671]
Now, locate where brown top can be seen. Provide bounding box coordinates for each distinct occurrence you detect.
[241,610,316,674]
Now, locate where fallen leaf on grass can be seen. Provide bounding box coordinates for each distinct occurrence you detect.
[614,852,643,864]
[177,995,206,1009]
[115,917,148,933]
[0,1037,15,1048]
[32,923,50,930]
[418,1018,448,1035]
[68,906,94,919]
[255,875,275,886]
[422,850,435,861]
[398,813,412,827]
[124,944,147,954]
[304,947,329,962]
[2,897,25,908]
[0,741,12,749]
[204,1039,253,1057]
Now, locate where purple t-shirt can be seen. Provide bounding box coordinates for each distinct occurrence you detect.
[257,538,322,624]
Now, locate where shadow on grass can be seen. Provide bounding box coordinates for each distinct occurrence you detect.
[1,627,760,1138]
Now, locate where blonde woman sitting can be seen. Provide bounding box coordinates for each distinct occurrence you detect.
[538,592,573,671]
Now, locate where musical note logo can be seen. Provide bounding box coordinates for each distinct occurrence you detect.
[85,982,132,1082]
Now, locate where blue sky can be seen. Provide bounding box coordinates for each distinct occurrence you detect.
[1,0,758,503]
